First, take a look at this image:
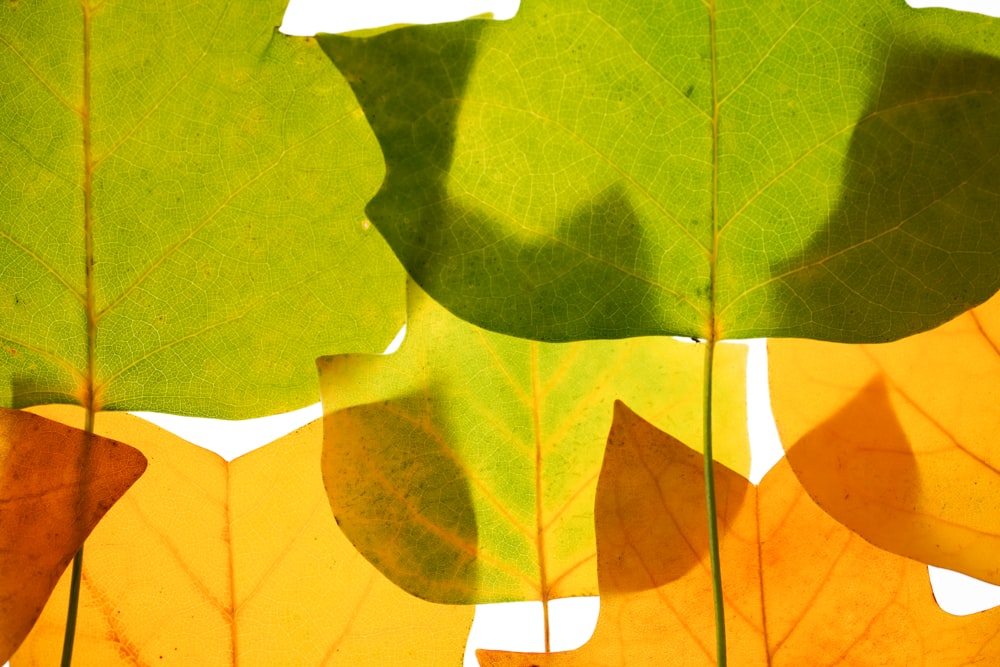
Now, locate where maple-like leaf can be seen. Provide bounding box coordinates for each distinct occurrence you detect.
[320,1,1000,343]
[12,406,471,666]
[478,402,1000,666]
[0,407,146,663]
[318,283,750,607]
[769,288,1000,586]
[0,0,403,417]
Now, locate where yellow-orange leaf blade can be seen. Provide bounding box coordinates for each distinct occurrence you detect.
[13,406,471,666]
[769,289,1000,585]
[478,402,1000,666]
[0,407,146,663]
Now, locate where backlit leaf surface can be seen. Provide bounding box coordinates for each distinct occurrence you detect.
[318,283,749,604]
[0,0,403,417]
[321,1,1000,343]
[477,402,1000,666]
[769,289,1000,585]
[0,407,146,663]
[13,406,471,666]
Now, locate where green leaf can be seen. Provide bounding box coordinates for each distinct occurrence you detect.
[0,0,404,417]
[317,282,750,604]
[319,1,1000,343]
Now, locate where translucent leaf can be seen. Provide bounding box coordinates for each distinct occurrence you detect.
[478,402,1000,665]
[320,1,1000,343]
[0,0,404,417]
[0,407,145,662]
[769,289,1000,585]
[13,406,470,666]
[318,284,749,605]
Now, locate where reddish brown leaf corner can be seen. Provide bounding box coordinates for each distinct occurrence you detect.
[0,407,147,663]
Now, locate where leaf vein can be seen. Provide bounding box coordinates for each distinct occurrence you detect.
[0,32,80,114]
[376,401,535,543]
[583,8,711,120]
[90,0,231,168]
[95,107,358,322]
[0,333,86,386]
[463,98,708,254]
[0,227,87,305]
[716,0,821,108]
[454,188,709,321]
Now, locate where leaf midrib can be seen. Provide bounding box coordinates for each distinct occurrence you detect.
[708,0,720,342]
[82,1,97,412]
[530,341,551,648]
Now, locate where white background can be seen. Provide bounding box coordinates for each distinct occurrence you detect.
[12,1,1000,666]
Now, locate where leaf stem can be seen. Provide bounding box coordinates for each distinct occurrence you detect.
[705,0,727,660]
[60,405,94,667]
[703,337,727,665]
[60,546,84,667]
[63,4,96,662]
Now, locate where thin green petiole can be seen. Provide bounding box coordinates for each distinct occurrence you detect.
[703,337,727,666]
[61,402,95,667]
[60,546,84,667]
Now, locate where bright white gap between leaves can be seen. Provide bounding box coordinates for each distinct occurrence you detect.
[105,1,1000,666]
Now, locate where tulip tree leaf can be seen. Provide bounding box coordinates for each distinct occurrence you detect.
[319,0,1000,343]
[769,289,1000,585]
[13,406,471,666]
[0,0,404,417]
[317,283,750,604]
[0,407,146,663]
[477,403,1000,666]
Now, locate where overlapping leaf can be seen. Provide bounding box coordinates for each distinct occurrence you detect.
[320,0,1000,343]
[0,407,146,663]
[478,402,1000,666]
[318,283,749,604]
[13,406,471,666]
[0,0,403,417]
[769,289,1000,585]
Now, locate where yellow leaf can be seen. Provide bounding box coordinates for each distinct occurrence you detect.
[769,290,1000,585]
[0,407,146,663]
[477,402,1000,666]
[13,406,471,666]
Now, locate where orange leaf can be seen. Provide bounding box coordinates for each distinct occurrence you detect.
[13,406,471,666]
[478,402,1000,666]
[769,290,1000,585]
[0,407,146,663]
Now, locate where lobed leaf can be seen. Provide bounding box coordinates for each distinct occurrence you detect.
[0,407,146,663]
[13,406,471,666]
[769,288,1000,585]
[320,0,1000,343]
[0,0,404,417]
[478,403,1000,666]
[318,282,749,604]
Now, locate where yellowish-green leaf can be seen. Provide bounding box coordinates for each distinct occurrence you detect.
[478,402,1000,666]
[769,289,1000,585]
[0,407,146,663]
[0,0,404,417]
[318,282,749,605]
[320,1,1000,343]
[13,406,471,666]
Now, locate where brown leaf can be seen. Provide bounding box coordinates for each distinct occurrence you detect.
[13,406,471,666]
[769,290,1000,585]
[0,407,146,663]
[478,402,1000,666]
